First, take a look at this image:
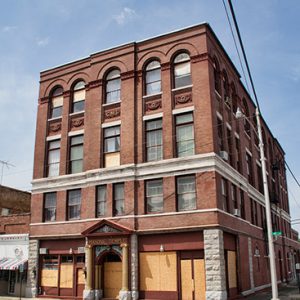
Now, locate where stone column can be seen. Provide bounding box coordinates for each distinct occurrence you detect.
[130,234,138,300]
[119,243,131,300]
[25,239,39,297]
[83,244,94,300]
[204,229,227,300]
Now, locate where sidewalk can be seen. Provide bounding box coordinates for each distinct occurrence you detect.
[245,282,300,300]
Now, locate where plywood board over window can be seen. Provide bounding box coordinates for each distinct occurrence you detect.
[227,251,237,288]
[41,270,58,287]
[140,252,177,291]
[60,264,73,288]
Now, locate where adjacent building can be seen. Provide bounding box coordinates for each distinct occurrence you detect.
[0,185,30,297]
[30,23,300,300]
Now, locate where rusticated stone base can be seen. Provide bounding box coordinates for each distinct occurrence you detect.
[83,289,95,300]
[119,290,132,300]
[206,290,227,300]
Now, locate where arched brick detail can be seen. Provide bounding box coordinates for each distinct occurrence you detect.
[67,72,90,89]
[96,60,128,80]
[137,50,166,70]
[166,42,199,62]
[43,78,67,98]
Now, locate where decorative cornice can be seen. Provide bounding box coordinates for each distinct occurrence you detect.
[145,99,162,112]
[175,92,192,105]
[104,107,121,119]
[71,118,84,128]
[49,122,62,133]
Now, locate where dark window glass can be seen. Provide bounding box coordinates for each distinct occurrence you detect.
[61,255,73,263]
[97,185,107,217]
[42,255,59,270]
[246,153,254,185]
[44,192,56,222]
[177,175,196,211]
[113,183,124,216]
[176,113,195,157]
[68,189,81,220]
[146,179,163,213]
[69,135,83,174]
[174,53,191,88]
[146,119,163,161]
[221,178,229,212]
[145,61,161,95]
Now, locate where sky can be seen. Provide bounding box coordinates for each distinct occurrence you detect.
[0,0,299,229]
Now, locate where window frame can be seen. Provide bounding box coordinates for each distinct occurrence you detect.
[145,119,163,162]
[47,139,61,177]
[96,185,107,217]
[71,81,85,113]
[67,189,81,220]
[49,87,63,119]
[113,183,124,216]
[173,52,192,89]
[69,135,84,174]
[175,112,195,157]
[176,175,196,212]
[105,69,121,104]
[44,192,57,222]
[145,179,163,214]
[145,60,161,96]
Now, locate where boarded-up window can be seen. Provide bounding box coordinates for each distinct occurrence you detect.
[41,255,58,287]
[60,264,73,288]
[227,251,237,288]
[140,252,177,291]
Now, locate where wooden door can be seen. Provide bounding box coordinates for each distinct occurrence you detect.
[181,259,205,300]
[104,261,122,298]
[75,268,85,297]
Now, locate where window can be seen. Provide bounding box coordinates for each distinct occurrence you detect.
[72,81,85,113]
[177,175,196,211]
[146,179,163,213]
[97,185,107,217]
[173,53,191,88]
[222,71,229,104]
[44,193,56,222]
[240,190,245,219]
[145,60,161,95]
[146,119,162,161]
[47,139,60,177]
[242,99,251,136]
[231,184,237,210]
[217,117,224,151]
[42,255,59,270]
[106,69,121,104]
[69,135,83,174]
[235,137,242,172]
[104,126,120,167]
[246,153,254,185]
[1,208,10,216]
[175,113,195,157]
[213,57,221,94]
[251,199,258,226]
[50,86,63,119]
[221,178,229,212]
[227,128,233,166]
[113,183,124,216]
[67,189,81,220]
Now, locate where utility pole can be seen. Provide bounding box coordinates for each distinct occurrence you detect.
[0,160,15,185]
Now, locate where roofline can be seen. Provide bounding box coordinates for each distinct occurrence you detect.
[0,184,31,195]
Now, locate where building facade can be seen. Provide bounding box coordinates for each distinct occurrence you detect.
[0,186,30,297]
[30,23,300,300]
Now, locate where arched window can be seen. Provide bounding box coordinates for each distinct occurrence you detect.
[145,60,161,95]
[50,86,63,119]
[222,71,229,103]
[213,57,221,94]
[242,98,251,136]
[230,83,236,111]
[72,81,85,113]
[105,69,121,104]
[173,53,191,88]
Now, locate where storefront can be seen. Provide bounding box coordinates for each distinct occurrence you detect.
[0,234,28,297]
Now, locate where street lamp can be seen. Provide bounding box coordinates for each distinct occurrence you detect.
[236,107,279,300]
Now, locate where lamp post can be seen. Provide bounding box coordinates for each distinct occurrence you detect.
[236,107,279,300]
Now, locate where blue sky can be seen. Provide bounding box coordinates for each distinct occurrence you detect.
[0,0,299,228]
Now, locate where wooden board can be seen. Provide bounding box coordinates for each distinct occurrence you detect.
[104,262,122,298]
[227,251,237,288]
[41,269,58,287]
[194,259,205,300]
[60,264,73,288]
[181,259,193,300]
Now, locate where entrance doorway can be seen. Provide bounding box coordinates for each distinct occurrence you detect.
[180,251,205,300]
[103,253,122,299]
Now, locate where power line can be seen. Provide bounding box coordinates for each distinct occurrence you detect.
[285,161,300,189]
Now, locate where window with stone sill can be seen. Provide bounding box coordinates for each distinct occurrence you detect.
[146,119,163,162]
[69,135,84,174]
[44,192,56,222]
[105,69,121,104]
[176,175,196,211]
[47,139,60,177]
[221,178,229,212]
[113,183,124,216]
[104,125,120,167]
[67,189,81,220]
[146,179,163,213]
[50,86,63,119]
[173,53,192,89]
[145,60,161,95]
[71,81,85,113]
[97,185,107,217]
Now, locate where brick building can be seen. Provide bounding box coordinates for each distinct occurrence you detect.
[0,185,30,297]
[30,23,300,300]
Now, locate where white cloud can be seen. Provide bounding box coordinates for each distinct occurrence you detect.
[36,37,50,47]
[2,26,17,33]
[113,7,136,25]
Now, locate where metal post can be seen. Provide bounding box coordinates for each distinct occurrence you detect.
[256,108,279,300]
